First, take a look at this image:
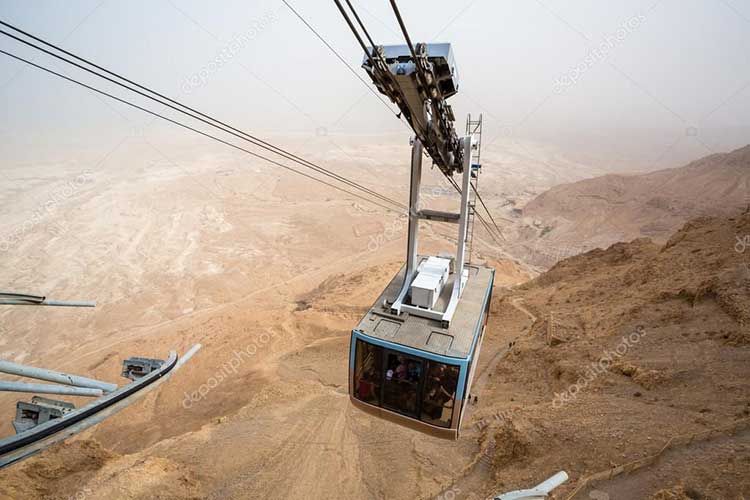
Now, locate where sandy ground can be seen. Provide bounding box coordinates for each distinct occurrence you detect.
[3,135,744,499]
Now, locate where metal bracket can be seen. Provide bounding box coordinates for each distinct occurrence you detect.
[121,357,165,381]
[389,135,474,327]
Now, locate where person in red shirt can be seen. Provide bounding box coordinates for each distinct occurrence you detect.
[357,370,377,402]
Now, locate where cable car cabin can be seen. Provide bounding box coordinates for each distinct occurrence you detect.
[349,258,494,439]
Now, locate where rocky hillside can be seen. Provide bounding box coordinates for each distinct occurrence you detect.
[473,213,750,498]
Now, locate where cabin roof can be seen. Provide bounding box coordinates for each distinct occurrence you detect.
[354,258,494,359]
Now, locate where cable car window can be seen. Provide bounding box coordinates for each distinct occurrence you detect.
[354,339,383,406]
[421,362,459,428]
[382,353,422,417]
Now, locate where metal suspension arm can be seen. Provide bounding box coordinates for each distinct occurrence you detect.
[0,382,102,398]
[0,360,117,393]
[0,291,95,308]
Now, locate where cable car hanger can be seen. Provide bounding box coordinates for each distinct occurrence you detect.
[340,0,497,439]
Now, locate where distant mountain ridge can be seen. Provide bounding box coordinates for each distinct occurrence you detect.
[522,144,750,248]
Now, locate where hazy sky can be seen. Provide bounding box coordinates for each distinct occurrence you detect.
[1,0,749,169]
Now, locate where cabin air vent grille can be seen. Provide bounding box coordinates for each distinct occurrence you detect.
[426,332,453,351]
[374,319,401,338]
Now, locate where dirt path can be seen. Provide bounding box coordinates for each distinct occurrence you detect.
[435,294,538,500]
[509,297,537,324]
[573,428,750,499]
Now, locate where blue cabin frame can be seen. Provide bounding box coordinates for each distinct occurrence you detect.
[348,267,493,439]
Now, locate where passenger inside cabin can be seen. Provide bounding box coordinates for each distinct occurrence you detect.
[407,361,421,382]
[381,353,423,416]
[398,386,418,413]
[422,363,458,423]
[395,356,408,380]
[357,369,377,402]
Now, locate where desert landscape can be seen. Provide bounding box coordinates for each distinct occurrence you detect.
[1,1,749,498]
[0,132,748,499]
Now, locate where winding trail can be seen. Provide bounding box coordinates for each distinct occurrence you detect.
[509,297,537,324]
[433,294,539,499]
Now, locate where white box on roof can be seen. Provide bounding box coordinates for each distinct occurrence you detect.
[410,257,451,308]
